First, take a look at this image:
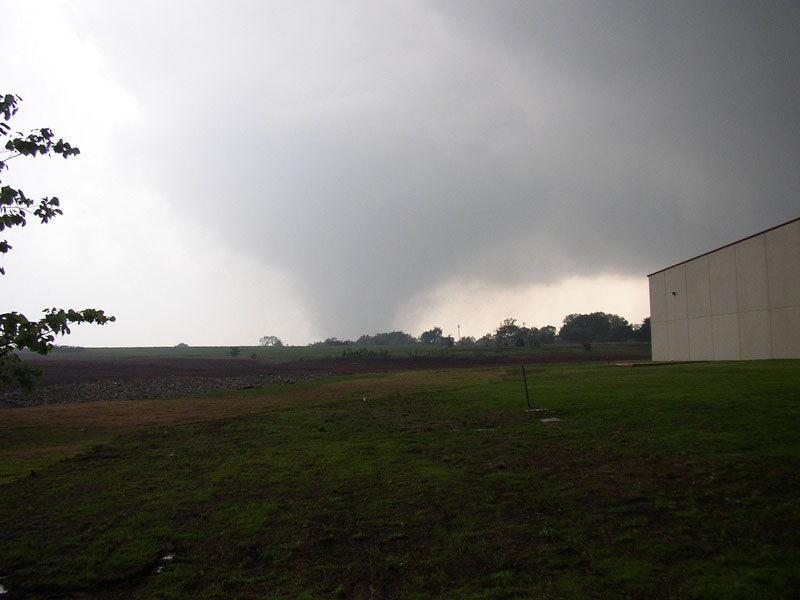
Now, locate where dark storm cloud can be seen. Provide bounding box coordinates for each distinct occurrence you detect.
[428,1,800,263]
[77,1,800,338]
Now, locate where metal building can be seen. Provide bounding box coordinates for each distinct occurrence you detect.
[648,217,800,361]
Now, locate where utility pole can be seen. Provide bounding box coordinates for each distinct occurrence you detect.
[521,363,531,411]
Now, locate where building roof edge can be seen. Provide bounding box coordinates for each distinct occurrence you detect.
[647,216,800,277]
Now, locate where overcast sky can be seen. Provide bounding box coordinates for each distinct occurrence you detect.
[3,1,798,346]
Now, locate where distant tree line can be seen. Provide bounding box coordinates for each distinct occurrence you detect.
[305,312,650,348]
[559,312,650,343]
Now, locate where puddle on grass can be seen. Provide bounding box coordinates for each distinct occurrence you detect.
[526,408,552,412]
[155,553,174,574]
[539,417,562,423]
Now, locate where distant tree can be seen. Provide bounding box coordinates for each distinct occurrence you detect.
[419,327,443,345]
[0,94,115,391]
[520,326,545,347]
[259,335,283,347]
[419,327,453,346]
[309,337,351,346]
[535,325,557,344]
[632,317,651,342]
[495,318,520,348]
[455,335,476,347]
[229,346,241,357]
[513,327,530,347]
[559,313,593,343]
[609,321,634,341]
[559,312,633,343]
[477,333,494,347]
[52,344,85,353]
[356,331,416,346]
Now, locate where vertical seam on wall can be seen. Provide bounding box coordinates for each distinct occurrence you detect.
[764,233,773,358]
[662,273,669,361]
[683,266,690,360]
[707,256,714,360]
[733,244,741,359]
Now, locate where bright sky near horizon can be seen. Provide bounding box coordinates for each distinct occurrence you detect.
[3,1,799,346]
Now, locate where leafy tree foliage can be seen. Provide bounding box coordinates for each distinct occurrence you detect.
[419,326,454,346]
[494,318,558,348]
[309,337,352,346]
[455,336,476,347]
[419,326,443,345]
[515,327,535,347]
[355,331,417,346]
[1,94,114,390]
[535,325,557,344]
[494,318,520,347]
[559,312,633,343]
[632,317,651,342]
[476,333,495,347]
[259,335,283,347]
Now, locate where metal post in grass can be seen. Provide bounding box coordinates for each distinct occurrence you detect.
[521,363,531,411]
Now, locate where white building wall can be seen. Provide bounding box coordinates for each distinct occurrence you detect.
[649,218,800,361]
[688,316,713,360]
[767,220,800,307]
[771,306,800,358]
[736,235,769,312]
[711,313,740,360]
[709,246,738,315]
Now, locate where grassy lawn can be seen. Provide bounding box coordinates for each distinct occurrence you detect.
[0,361,798,599]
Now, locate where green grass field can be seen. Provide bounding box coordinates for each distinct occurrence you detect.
[37,341,652,364]
[1,360,798,599]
